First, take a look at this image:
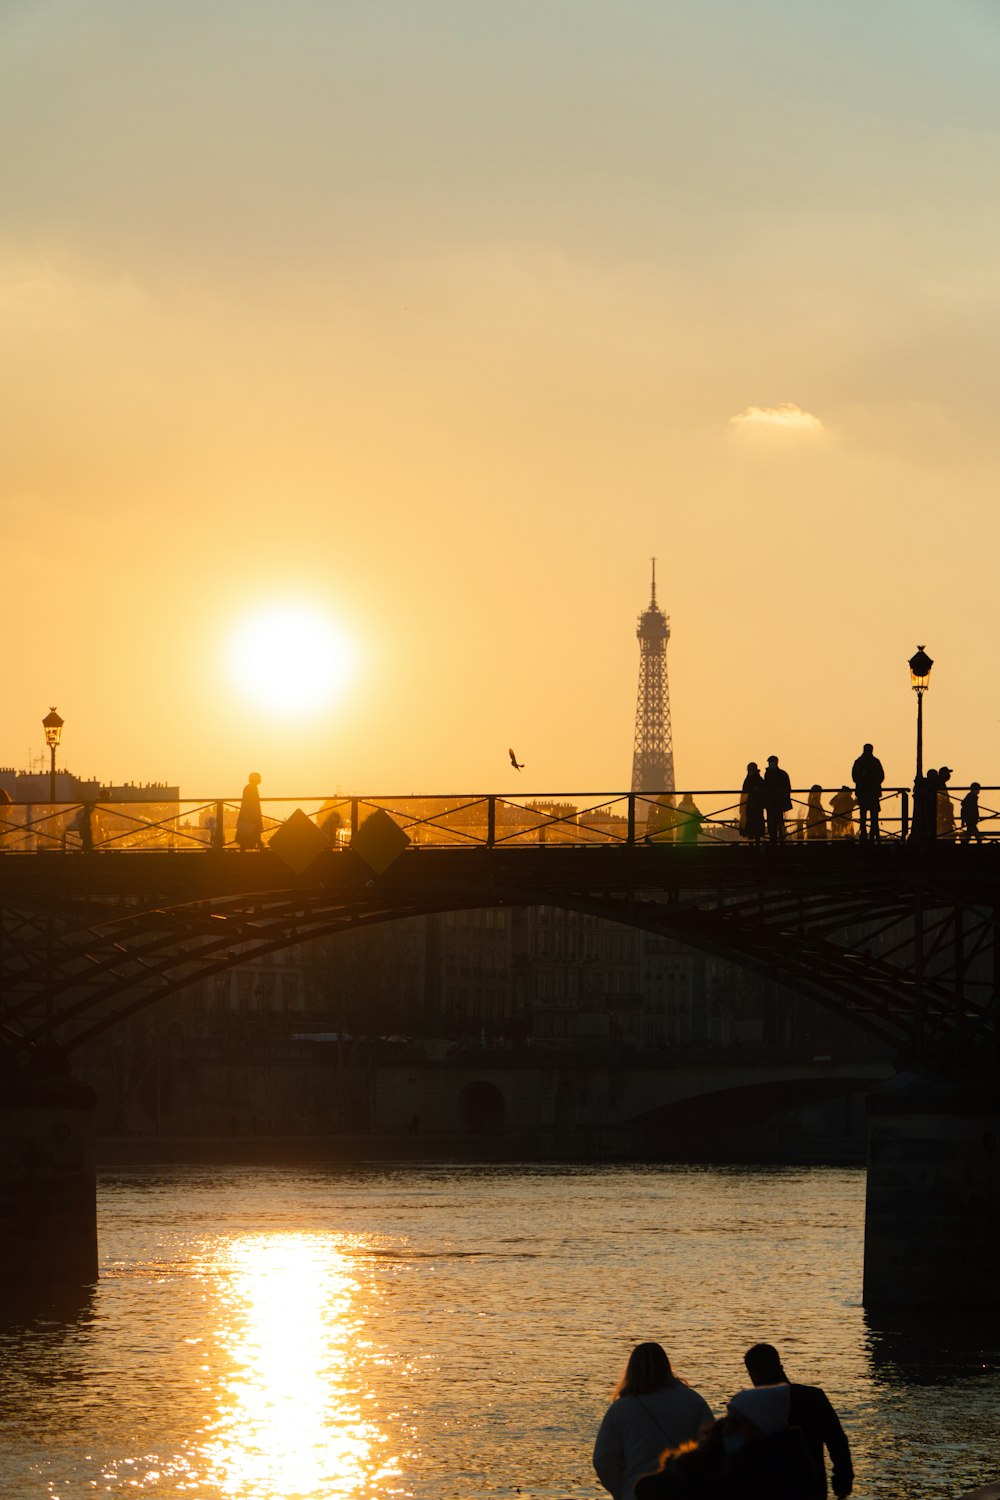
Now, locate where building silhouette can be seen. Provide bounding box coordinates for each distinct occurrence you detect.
[631,559,674,794]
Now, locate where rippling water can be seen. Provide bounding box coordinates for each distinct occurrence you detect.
[0,1163,997,1499]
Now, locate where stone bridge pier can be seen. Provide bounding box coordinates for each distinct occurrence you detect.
[0,1072,98,1288]
[863,1073,1000,1309]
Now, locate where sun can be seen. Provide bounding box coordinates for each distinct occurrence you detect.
[225,603,355,717]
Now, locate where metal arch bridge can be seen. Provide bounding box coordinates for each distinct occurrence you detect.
[1,787,999,1067]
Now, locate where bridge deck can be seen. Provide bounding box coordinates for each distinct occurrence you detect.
[1,840,999,903]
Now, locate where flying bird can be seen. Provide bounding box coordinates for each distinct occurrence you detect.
[508,748,524,771]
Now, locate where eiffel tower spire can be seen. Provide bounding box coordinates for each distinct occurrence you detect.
[630,559,675,793]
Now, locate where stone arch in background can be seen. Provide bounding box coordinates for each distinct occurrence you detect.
[460,1079,505,1136]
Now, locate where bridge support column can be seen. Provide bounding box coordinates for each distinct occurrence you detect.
[0,1072,98,1287]
[863,1076,1000,1309]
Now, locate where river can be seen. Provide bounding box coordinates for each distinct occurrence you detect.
[0,1163,996,1499]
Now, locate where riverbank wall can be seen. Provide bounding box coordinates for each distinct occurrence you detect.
[82,1048,890,1167]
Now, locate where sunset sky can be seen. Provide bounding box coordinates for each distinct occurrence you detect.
[3,1,999,799]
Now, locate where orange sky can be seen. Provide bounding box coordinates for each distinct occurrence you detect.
[3,2,999,798]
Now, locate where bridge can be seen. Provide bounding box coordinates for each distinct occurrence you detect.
[0,787,998,1307]
[1,787,998,1062]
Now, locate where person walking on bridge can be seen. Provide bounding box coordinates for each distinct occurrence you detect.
[936,766,956,841]
[961,783,984,844]
[762,756,792,846]
[851,744,884,842]
[743,1342,854,1500]
[235,771,264,851]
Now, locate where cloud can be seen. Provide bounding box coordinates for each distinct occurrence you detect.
[729,403,825,435]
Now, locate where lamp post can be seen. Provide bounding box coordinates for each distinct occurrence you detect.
[908,647,933,841]
[909,647,933,777]
[42,707,64,804]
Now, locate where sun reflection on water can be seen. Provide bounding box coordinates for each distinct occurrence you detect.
[201,1233,396,1499]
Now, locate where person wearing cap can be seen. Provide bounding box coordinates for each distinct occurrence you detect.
[743,1344,853,1499]
[593,1342,713,1500]
[634,1382,814,1500]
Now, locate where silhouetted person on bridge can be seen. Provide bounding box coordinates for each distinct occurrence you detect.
[961,783,983,844]
[936,766,956,841]
[646,794,679,844]
[743,1343,853,1500]
[909,774,926,844]
[763,756,792,845]
[320,805,344,845]
[236,772,264,851]
[921,767,941,841]
[805,786,827,840]
[829,787,855,840]
[851,744,883,842]
[740,764,766,847]
[676,794,703,845]
[68,804,94,853]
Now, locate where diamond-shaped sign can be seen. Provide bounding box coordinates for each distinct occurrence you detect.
[268,808,331,876]
[351,808,411,875]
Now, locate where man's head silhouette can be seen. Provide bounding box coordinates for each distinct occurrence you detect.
[743,1343,786,1386]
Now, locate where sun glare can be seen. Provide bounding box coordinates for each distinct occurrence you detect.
[226,604,354,717]
[202,1233,395,1497]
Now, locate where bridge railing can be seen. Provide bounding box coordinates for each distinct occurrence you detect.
[0,786,994,853]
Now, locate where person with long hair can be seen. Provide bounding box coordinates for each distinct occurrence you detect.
[805,786,828,841]
[593,1342,713,1500]
[740,763,766,847]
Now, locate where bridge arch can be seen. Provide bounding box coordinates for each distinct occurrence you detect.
[0,842,996,1064]
[460,1080,505,1136]
[627,1071,885,1158]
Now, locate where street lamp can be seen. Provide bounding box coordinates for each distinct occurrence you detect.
[908,647,933,779]
[42,707,64,803]
[908,647,933,841]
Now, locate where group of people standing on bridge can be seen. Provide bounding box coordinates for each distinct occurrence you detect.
[739,746,985,848]
[593,1339,853,1500]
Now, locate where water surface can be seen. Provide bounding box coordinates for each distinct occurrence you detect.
[0,1163,996,1498]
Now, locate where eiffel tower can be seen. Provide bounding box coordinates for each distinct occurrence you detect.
[630,559,674,794]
